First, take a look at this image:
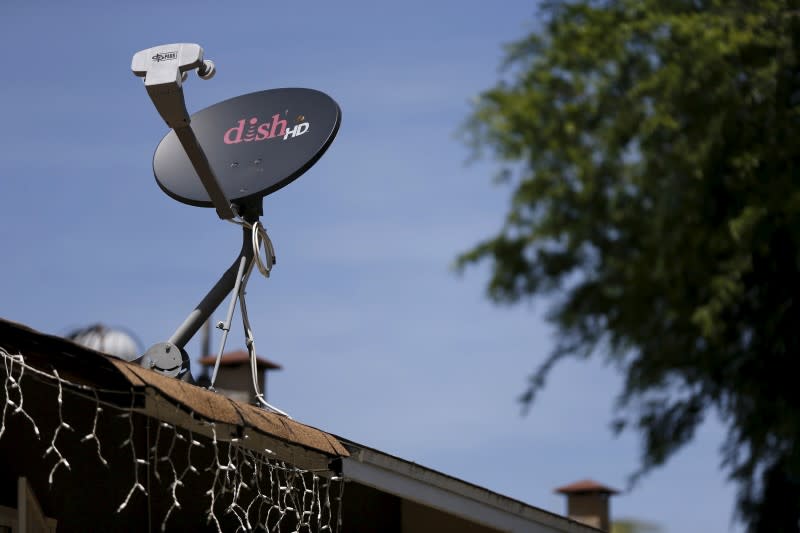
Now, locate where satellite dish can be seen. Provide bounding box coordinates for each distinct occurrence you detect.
[154,88,341,208]
[66,324,143,362]
[131,43,340,417]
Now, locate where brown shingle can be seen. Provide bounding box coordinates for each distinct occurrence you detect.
[0,317,346,462]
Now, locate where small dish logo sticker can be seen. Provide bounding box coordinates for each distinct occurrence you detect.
[224,115,310,145]
[152,51,178,62]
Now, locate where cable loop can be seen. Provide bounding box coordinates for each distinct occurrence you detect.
[226,217,275,278]
[250,220,275,278]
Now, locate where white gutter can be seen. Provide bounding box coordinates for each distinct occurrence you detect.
[339,443,600,533]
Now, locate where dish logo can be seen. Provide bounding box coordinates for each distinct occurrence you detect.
[224,114,310,145]
[152,51,177,62]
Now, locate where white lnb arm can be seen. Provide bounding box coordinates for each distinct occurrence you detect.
[131,43,211,128]
[131,43,234,220]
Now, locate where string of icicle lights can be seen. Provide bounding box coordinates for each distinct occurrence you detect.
[0,346,344,532]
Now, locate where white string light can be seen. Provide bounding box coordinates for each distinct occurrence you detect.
[81,389,108,467]
[116,395,148,512]
[1,348,40,439]
[44,370,73,484]
[0,346,344,532]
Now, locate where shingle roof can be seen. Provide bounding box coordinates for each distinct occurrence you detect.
[0,317,347,468]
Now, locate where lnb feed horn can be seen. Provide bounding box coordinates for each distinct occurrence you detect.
[131,43,234,220]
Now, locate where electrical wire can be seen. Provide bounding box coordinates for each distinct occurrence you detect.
[221,216,290,418]
[226,217,275,279]
[251,220,276,278]
[237,262,290,418]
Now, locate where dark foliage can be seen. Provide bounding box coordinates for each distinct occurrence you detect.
[459,1,800,530]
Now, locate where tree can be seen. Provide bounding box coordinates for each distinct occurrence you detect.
[458,1,800,530]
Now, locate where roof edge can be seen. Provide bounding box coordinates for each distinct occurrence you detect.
[339,439,602,533]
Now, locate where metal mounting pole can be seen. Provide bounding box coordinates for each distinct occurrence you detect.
[209,255,249,388]
[168,226,254,349]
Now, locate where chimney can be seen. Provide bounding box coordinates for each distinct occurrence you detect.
[197,350,282,404]
[554,479,619,531]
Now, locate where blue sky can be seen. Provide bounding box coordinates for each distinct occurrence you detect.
[1,2,740,531]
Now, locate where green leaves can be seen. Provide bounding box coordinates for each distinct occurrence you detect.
[463,1,800,530]
[611,519,663,533]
